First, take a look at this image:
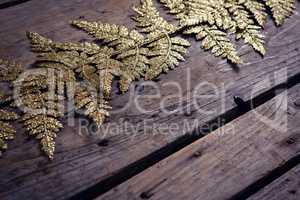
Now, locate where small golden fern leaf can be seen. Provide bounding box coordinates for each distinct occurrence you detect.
[132,0,177,33]
[180,0,233,30]
[0,59,22,156]
[160,0,186,16]
[0,59,23,82]
[117,48,149,93]
[240,0,267,26]
[225,1,253,30]
[184,25,241,63]
[225,1,266,55]
[27,32,101,55]
[0,109,18,156]
[133,0,190,80]
[81,47,123,97]
[16,71,65,159]
[145,37,190,80]
[266,0,296,25]
[74,86,111,127]
[71,20,145,50]
[72,20,150,93]
[236,25,266,55]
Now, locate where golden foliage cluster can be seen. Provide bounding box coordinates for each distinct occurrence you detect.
[161,0,296,63]
[0,0,296,159]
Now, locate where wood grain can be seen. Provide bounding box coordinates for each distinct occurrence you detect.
[1,0,300,199]
[248,164,300,200]
[98,83,300,200]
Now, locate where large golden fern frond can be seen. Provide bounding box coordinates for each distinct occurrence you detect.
[133,0,190,80]
[266,0,296,25]
[15,71,65,159]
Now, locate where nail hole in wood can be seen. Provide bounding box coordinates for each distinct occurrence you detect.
[140,191,153,199]
[98,139,109,147]
[286,137,296,145]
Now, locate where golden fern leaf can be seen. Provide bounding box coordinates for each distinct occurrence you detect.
[0,59,22,156]
[74,85,111,127]
[0,59,23,82]
[180,0,233,30]
[72,20,151,93]
[236,24,266,55]
[225,1,253,30]
[0,109,18,156]
[28,32,124,97]
[225,1,266,55]
[72,20,145,50]
[266,0,296,25]
[240,0,267,26]
[133,0,190,80]
[116,48,149,92]
[145,37,190,80]
[160,0,186,16]
[132,0,177,33]
[184,25,241,63]
[15,71,65,159]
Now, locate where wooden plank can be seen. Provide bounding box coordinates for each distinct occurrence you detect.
[1,0,300,199]
[98,84,300,200]
[248,164,300,200]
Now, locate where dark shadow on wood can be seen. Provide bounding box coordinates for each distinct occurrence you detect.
[69,72,300,200]
[0,0,30,9]
[228,154,300,200]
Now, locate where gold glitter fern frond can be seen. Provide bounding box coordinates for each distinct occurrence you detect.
[184,25,241,63]
[15,70,66,159]
[0,107,18,156]
[266,0,296,26]
[225,1,266,55]
[160,0,296,62]
[0,59,23,82]
[27,32,116,127]
[0,59,22,156]
[74,85,111,127]
[71,20,150,93]
[132,0,190,80]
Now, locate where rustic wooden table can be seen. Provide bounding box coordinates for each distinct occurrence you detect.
[0,0,300,200]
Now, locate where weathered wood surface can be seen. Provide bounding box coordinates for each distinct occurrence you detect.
[1,0,300,199]
[248,164,300,200]
[99,84,300,200]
